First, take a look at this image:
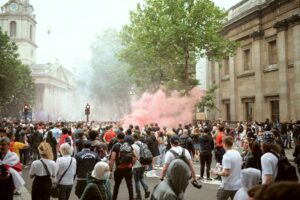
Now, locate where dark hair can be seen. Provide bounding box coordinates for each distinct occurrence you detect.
[248,185,263,198]
[133,133,140,141]
[222,136,233,147]
[62,128,68,134]
[88,130,98,141]
[250,142,263,157]
[218,126,224,132]
[254,182,300,200]
[117,132,125,140]
[261,143,281,154]
[47,131,53,138]
[83,141,92,148]
[78,132,84,138]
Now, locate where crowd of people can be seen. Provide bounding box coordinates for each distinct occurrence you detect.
[0,119,300,200]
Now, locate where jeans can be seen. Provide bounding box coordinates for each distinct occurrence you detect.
[157,144,166,167]
[20,148,29,165]
[58,184,73,200]
[200,152,212,178]
[75,179,86,199]
[133,167,149,197]
[113,168,134,200]
[217,188,237,200]
[215,147,225,164]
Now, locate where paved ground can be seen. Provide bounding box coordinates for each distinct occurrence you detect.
[16,148,297,200]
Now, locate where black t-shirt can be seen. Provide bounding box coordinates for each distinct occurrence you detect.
[111,142,133,169]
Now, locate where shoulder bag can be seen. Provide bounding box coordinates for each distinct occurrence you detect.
[41,158,73,198]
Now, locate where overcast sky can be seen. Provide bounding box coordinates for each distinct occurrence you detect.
[0,0,241,68]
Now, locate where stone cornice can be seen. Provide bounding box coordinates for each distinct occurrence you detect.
[250,30,264,40]
[287,14,300,27]
[273,19,289,31]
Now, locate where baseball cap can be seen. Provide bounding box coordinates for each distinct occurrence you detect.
[170,135,180,144]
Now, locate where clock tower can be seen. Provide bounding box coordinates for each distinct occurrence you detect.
[0,0,37,65]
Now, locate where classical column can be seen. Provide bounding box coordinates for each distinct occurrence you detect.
[215,61,222,120]
[229,56,237,121]
[251,30,264,122]
[274,20,289,122]
[289,14,300,120]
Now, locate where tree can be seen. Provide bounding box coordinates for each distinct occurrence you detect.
[0,29,35,118]
[120,0,238,93]
[198,85,218,112]
[89,28,133,119]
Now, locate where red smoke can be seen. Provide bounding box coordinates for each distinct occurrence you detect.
[122,87,204,128]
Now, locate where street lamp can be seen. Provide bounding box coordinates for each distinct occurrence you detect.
[23,104,29,124]
[85,103,90,122]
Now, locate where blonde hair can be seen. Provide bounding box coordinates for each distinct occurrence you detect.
[38,142,53,160]
[60,143,73,156]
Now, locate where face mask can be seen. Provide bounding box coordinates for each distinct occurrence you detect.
[103,171,110,180]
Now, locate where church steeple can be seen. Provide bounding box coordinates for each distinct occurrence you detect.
[0,0,37,65]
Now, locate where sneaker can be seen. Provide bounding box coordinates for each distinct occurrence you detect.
[197,177,204,180]
[145,191,150,198]
[13,192,21,196]
[207,177,213,181]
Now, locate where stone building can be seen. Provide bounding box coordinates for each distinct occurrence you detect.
[207,0,300,122]
[0,0,76,121]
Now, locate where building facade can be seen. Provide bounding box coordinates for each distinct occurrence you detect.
[207,0,300,122]
[0,0,76,121]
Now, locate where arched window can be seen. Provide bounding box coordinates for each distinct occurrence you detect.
[30,25,33,40]
[10,21,17,37]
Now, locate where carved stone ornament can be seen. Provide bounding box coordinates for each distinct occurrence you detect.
[273,19,289,31]
[287,14,300,27]
[250,30,264,39]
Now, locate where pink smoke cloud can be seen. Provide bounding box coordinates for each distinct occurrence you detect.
[122,87,204,128]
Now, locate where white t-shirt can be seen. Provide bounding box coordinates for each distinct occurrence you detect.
[261,152,278,184]
[30,158,56,177]
[132,142,142,168]
[55,156,77,185]
[164,146,191,165]
[220,149,242,190]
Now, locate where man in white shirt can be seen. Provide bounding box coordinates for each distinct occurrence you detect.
[131,134,150,200]
[260,131,279,184]
[160,135,196,182]
[212,136,242,200]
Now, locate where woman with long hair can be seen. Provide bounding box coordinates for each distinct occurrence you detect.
[46,131,57,161]
[29,142,56,200]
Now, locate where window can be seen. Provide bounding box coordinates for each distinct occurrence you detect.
[225,103,231,121]
[10,21,16,37]
[269,40,277,65]
[224,57,229,75]
[271,100,279,122]
[245,102,253,122]
[243,49,251,70]
[30,25,33,40]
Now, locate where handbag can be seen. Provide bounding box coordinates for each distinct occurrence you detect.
[41,158,73,198]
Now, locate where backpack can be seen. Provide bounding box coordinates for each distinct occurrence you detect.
[270,151,298,182]
[169,148,189,166]
[118,142,133,165]
[137,142,153,165]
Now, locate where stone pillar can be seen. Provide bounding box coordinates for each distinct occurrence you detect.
[215,62,222,120]
[229,56,237,121]
[274,20,289,122]
[290,14,300,120]
[251,30,264,122]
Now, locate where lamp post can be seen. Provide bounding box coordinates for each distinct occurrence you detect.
[23,104,29,124]
[85,103,90,122]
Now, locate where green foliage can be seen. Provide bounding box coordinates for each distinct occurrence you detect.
[120,0,238,93]
[90,28,133,117]
[198,85,218,112]
[0,29,35,118]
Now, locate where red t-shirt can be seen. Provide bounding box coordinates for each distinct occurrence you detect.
[216,131,225,148]
[103,130,116,144]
